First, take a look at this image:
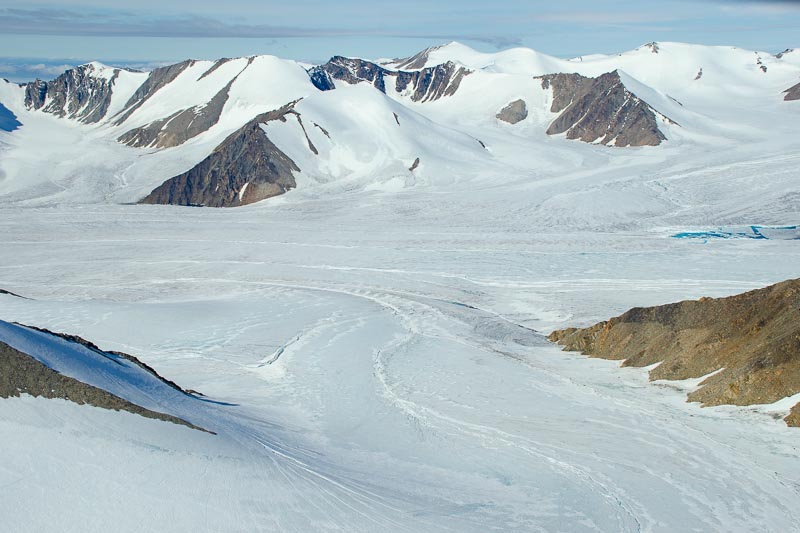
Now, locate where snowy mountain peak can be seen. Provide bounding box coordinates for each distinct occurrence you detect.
[389,41,474,70]
[1,41,799,206]
[81,61,120,79]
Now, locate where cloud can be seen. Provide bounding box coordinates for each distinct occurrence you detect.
[0,7,521,52]
[530,11,672,25]
[0,62,75,76]
[0,8,346,38]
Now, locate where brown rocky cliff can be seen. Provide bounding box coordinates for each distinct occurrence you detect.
[549,279,800,427]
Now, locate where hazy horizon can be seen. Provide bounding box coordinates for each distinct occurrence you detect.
[2,0,800,81]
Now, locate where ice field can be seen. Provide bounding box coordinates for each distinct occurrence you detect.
[1,172,799,531]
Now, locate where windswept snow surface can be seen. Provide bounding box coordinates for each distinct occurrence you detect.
[1,42,800,532]
[1,183,800,532]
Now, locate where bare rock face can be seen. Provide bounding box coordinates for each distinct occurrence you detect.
[496,99,528,124]
[309,57,470,102]
[140,102,300,207]
[396,61,469,102]
[23,63,124,124]
[311,56,388,93]
[539,71,671,147]
[784,81,800,101]
[549,279,800,427]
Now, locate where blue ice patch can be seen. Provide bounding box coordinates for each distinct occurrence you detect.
[672,225,799,241]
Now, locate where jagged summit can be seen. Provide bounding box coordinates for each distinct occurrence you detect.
[309,56,471,102]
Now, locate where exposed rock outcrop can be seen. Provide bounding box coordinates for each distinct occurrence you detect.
[549,279,800,427]
[538,71,671,147]
[23,63,124,124]
[496,99,528,124]
[309,57,470,102]
[784,81,800,101]
[0,103,21,132]
[0,329,210,432]
[140,102,300,207]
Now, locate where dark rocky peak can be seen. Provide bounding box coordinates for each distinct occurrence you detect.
[395,61,470,102]
[140,101,302,208]
[309,56,387,93]
[310,57,470,102]
[784,81,800,101]
[538,70,674,147]
[23,62,126,124]
[776,48,795,59]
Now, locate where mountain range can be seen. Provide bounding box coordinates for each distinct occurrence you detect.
[1,41,798,207]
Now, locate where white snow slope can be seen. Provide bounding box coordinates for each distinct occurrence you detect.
[0,42,799,532]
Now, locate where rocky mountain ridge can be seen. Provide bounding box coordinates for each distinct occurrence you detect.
[2,41,799,207]
[309,56,471,102]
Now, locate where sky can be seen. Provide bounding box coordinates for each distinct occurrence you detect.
[1,0,800,81]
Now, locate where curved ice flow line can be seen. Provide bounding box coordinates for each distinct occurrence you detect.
[228,277,799,528]
[18,273,795,528]
[154,276,650,530]
[152,275,795,527]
